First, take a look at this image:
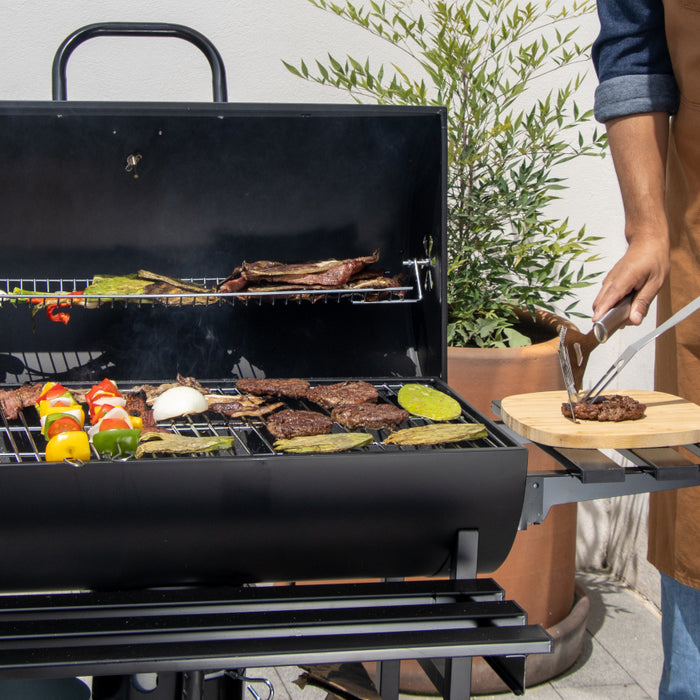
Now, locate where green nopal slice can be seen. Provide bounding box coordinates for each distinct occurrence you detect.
[397,384,462,421]
[273,433,373,453]
[384,423,487,446]
[135,431,236,458]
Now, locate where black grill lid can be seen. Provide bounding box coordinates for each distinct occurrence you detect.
[0,102,447,381]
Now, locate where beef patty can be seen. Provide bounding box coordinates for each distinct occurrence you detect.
[305,381,378,409]
[266,409,333,440]
[562,394,646,422]
[236,377,310,399]
[331,403,409,430]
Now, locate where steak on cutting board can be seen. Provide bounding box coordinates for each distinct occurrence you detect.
[562,394,646,422]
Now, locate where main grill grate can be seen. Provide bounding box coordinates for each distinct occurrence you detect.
[1,380,509,464]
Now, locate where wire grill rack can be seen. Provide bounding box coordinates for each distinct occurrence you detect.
[0,259,431,309]
[1,380,510,464]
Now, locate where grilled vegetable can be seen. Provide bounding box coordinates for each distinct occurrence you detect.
[273,433,373,453]
[135,431,236,458]
[397,384,462,421]
[43,412,84,439]
[152,386,209,421]
[384,423,487,446]
[40,405,85,437]
[92,428,141,458]
[85,378,120,405]
[45,430,91,463]
[37,382,72,405]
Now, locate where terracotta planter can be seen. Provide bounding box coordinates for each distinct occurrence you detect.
[388,310,586,694]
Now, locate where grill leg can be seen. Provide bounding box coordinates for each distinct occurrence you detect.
[180,671,204,700]
[447,530,479,700]
[444,658,472,700]
[376,659,401,700]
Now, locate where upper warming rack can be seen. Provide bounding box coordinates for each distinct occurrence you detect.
[0,259,431,310]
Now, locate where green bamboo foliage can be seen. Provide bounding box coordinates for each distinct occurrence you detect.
[285,0,607,347]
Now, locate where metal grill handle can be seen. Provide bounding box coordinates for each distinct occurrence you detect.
[51,22,228,102]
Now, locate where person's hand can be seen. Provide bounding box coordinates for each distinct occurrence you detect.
[592,232,669,325]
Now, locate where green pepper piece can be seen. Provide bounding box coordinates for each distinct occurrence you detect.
[92,428,141,458]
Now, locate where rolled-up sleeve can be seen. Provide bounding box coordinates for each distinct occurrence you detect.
[592,0,679,122]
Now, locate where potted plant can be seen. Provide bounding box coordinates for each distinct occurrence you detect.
[284,0,606,349]
[284,0,606,690]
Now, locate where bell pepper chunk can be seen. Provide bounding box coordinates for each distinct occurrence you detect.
[45,430,91,463]
[40,406,85,436]
[85,378,120,405]
[37,382,71,404]
[92,428,141,458]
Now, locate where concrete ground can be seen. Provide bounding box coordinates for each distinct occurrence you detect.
[248,570,662,700]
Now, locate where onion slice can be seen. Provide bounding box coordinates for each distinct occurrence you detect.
[152,386,208,422]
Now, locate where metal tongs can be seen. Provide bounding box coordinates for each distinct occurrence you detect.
[583,293,700,403]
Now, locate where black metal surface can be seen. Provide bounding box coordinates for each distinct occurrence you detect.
[0,102,446,380]
[0,578,551,681]
[0,377,527,590]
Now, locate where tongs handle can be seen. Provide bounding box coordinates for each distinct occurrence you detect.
[593,293,633,343]
[584,294,700,402]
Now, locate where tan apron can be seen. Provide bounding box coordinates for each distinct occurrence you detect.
[648,0,700,589]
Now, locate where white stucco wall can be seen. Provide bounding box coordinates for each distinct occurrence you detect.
[0,1,658,603]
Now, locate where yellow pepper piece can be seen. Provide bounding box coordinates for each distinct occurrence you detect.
[45,430,91,463]
[38,399,80,417]
[129,415,143,431]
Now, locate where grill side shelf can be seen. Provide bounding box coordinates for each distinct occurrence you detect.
[520,450,700,529]
[491,399,700,528]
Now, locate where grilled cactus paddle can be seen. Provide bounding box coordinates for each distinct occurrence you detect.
[397,384,462,421]
[384,423,487,446]
[273,433,373,453]
[136,431,236,457]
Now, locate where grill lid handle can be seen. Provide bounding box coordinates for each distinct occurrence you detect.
[51,22,228,102]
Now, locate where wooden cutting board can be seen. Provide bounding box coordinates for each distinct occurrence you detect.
[500,390,700,448]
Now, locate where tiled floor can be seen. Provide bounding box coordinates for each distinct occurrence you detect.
[248,570,662,700]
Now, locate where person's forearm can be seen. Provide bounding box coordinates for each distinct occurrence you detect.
[592,112,671,324]
[608,112,669,236]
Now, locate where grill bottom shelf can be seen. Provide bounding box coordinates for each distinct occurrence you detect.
[0,578,551,700]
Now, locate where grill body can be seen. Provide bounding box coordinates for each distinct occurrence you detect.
[0,100,528,592]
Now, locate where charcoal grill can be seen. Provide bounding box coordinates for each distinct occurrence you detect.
[1,23,699,700]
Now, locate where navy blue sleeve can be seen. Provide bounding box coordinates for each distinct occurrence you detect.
[592,0,679,121]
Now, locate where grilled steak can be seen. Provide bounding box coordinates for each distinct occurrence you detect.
[331,403,409,430]
[266,409,333,439]
[217,251,382,293]
[306,381,378,409]
[236,377,310,399]
[562,394,646,422]
[0,384,42,420]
